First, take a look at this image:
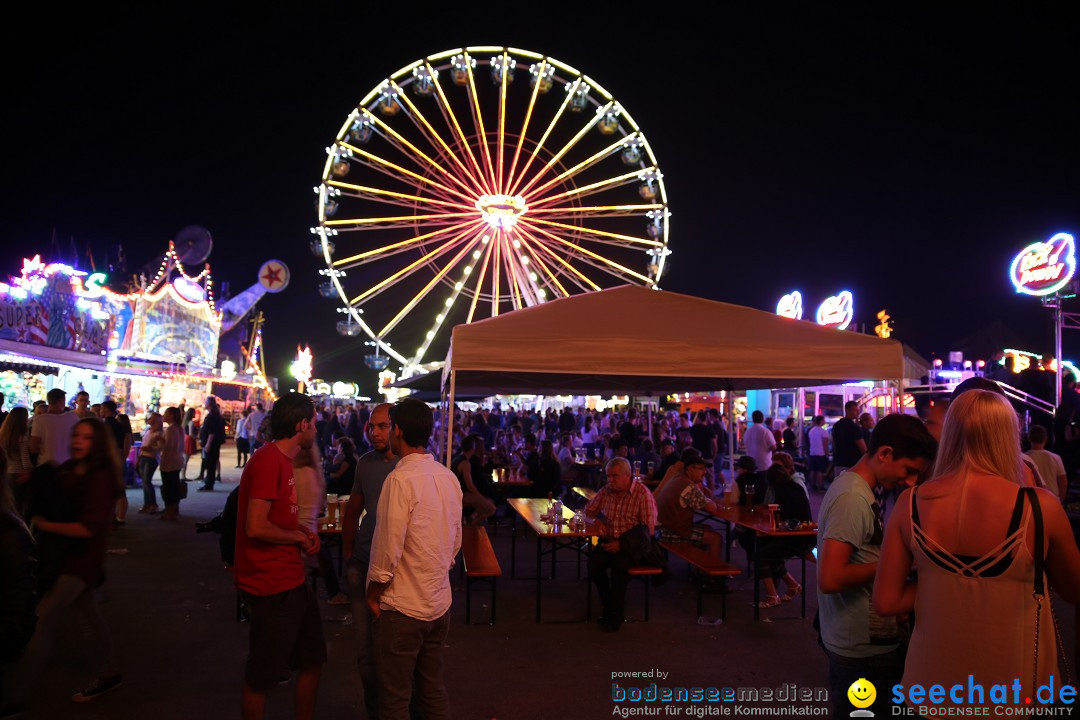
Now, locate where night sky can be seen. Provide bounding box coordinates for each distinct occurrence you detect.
[4,5,1080,393]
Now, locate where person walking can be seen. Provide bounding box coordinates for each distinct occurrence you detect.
[12,418,123,707]
[198,398,226,492]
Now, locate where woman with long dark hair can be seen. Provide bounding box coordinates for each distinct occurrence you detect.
[15,418,123,704]
[1,407,33,515]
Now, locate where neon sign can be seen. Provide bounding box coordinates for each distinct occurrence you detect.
[816,291,854,330]
[776,291,803,320]
[1010,232,1076,297]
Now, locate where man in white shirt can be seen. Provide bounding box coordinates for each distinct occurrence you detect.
[743,410,775,473]
[807,414,830,493]
[29,388,80,465]
[367,398,462,720]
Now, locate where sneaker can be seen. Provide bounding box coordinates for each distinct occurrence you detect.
[71,674,122,702]
[327,593,350,605]
[196,486,214,492]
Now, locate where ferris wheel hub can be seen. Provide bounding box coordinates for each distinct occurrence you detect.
[475,193,527,229]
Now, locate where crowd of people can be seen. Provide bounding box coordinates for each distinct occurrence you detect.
[4,377,1080,718]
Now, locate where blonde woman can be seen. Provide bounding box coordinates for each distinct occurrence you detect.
[874,390,1080,709]
[1,407,33,499]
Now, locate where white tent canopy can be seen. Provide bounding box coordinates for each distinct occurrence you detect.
[440,285,922,396]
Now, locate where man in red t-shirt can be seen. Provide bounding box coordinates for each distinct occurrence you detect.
[234,394,323,720]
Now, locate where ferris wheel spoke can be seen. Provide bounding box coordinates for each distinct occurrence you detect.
[496,52,509,191]
[349,220,488,306]
[341,141,475,205]
[325,212,476,231]
[525,217,664,248]
[385,88,492,198]
[514,101,613,199]
[464,235,496,324]
[523,134,636,202]
[504,77,579,197]
[428,62,494,196]
[327,180,473,212]
[463,52,499,193]
[519,220,652,285]
[513,225,601,292]
[512,229,571,298]
[504,59,546,195]
[363,108,485,200]
[333,219,481,269]
[530,203,665,217]
[527,168,645,207]
[375,231,486,338]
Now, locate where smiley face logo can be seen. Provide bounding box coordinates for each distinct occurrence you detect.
[847,678,876,709]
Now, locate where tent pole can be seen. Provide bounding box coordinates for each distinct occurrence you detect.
[727,389,736,486]
[646,394,653,445]
[796,386,805,455]
[444,369,457,467]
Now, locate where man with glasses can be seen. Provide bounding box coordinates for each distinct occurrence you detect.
[342,403,396,720]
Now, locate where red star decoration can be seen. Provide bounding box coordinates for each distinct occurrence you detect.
[261,265,283,287]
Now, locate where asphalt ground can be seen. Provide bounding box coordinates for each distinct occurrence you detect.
[6,447,1076,720]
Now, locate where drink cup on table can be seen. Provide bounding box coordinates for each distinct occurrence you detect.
[744,483,755,510]
[326,493,339,524]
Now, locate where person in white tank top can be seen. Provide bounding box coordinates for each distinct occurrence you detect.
[875,390,1080,709]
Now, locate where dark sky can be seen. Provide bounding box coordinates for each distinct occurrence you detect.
[4,5,1080,393]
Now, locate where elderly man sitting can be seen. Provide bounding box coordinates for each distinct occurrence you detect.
[584,457,660,633]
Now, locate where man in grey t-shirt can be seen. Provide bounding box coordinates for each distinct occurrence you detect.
[816,414,935,720]
[342,403,397,720]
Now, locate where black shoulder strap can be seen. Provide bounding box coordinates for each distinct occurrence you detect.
[1025,488,1045,597]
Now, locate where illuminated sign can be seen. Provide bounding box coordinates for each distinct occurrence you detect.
[816,291,854,330]
[776,291,803,320]
[875,309,892,339]
[258,260,290,293]
[173,276,206,304]
[82,272,108,297]
[1010,232,1076,296]
[332,381,359,397]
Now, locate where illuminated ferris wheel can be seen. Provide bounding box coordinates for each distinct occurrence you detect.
[312,46,671,376]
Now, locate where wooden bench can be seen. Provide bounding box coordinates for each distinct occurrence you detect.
[461,525,502,624]
[659,541,741,621]
[585,565,665,622]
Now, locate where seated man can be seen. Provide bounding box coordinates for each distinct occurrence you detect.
[584,458,659,633]
[653,453,723,557]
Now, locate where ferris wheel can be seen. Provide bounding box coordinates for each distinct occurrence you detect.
[311,46,671,376]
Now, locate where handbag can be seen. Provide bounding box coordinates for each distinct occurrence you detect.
[1027,488,1072,699]
[178,480,188,500]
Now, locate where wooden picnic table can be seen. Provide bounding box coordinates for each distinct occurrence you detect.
[710,504,817,620]
[507,497,596,623]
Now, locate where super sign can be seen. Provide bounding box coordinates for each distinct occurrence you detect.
[1011,232,1076,297]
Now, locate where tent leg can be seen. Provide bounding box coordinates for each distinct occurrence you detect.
[727,389,736,485]
[445,370,457,467]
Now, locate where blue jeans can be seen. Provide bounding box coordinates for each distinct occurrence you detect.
[372,609,450,720]
[822,645,904,720]
[138,456,159,506]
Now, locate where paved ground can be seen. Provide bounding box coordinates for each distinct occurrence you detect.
[10,448,1077,719]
